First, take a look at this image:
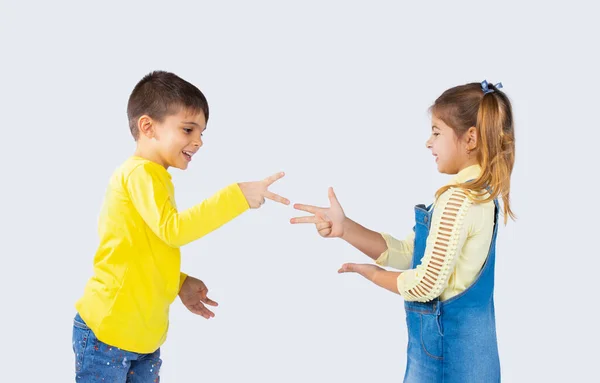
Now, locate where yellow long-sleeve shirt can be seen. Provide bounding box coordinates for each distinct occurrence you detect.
[75,156,249,353]
[376,165,495,302]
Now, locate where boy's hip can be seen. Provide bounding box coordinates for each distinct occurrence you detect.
[74,296,170,354]
[72,313,162,382]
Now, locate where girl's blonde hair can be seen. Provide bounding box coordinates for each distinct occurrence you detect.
[430,81,515,224]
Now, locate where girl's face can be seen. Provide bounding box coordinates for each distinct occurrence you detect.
[426,115,477,174]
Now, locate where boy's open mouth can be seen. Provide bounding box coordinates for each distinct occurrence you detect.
[183,150,194,161]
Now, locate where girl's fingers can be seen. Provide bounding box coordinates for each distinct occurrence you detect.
[290,216,321,224]
[338,263,356,273]
[316,221,331,230]
[293,203,323,214]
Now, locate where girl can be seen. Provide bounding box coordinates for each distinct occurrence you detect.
[291,80,514,382]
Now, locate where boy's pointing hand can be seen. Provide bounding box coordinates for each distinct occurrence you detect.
[238,172,290,209]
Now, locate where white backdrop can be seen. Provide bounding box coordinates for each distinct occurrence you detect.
[1,1,598,381]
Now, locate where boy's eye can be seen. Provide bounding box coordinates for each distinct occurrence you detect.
[183,128,193,133]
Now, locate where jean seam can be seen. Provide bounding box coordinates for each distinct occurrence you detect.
[75,327,91,374]
[405,307,435,314]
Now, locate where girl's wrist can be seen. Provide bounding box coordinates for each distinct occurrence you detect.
[340,217,353,240]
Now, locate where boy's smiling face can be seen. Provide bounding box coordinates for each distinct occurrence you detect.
[137,108,207,170]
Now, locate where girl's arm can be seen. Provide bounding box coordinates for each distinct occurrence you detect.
[340,218,387,261]
[338,263,401,294]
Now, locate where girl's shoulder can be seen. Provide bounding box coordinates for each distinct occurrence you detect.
[434,185,495,212]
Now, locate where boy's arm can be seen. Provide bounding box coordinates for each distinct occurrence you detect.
[126,164,250,248]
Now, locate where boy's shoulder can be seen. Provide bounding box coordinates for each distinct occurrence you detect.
[106,156,169,190]
[113,156,168,179]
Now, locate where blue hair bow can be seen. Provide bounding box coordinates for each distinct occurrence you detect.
[481,80,503,94]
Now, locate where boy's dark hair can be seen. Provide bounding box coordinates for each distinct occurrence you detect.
[127,71,209,140]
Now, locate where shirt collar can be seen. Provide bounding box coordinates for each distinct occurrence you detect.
[448,164,482,185]
[131,155,172,179]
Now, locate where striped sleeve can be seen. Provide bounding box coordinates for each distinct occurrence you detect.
[397,188,473,302]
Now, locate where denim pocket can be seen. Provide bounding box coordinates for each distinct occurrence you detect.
[72,320,91,373]
[419,314,443,360]
[73,317,89,330]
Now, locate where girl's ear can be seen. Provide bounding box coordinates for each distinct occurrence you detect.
[466,126,478,151]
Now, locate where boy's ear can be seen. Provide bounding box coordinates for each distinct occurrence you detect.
[138,115,155,139]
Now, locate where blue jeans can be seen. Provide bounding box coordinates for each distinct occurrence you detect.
[72,313,162,382]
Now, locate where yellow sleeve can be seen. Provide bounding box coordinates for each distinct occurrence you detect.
[179,272,188,291]
[126,164,250,248]
[375,231,415,270]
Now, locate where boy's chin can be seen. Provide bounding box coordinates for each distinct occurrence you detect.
[168,159,190,170]
[172,163,189,170]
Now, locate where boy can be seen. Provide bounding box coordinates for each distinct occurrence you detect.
[72,71,289,382]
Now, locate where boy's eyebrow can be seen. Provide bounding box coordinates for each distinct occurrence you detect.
[182,121,200,126]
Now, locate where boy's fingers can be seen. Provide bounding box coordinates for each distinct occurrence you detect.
[195,304,215,318]
[290,216,321,224]
[264,172,285,186]
[264,191,290,205]
[202,297,219,307]
[292,203,322,214]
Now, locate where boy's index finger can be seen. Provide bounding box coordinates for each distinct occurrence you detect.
[264,191,290,205]
[264,171,285,186]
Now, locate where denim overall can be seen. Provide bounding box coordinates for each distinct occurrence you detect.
[403,198,501,382]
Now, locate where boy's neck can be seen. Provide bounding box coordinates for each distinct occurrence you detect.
[134,145,168,169]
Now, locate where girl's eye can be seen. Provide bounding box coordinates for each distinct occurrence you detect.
[433,132,440,137]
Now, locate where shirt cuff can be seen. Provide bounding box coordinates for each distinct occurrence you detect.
[179,272,188,291]
[230,183,251,211]
[396,272,407,294]
[375,233,393,266]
